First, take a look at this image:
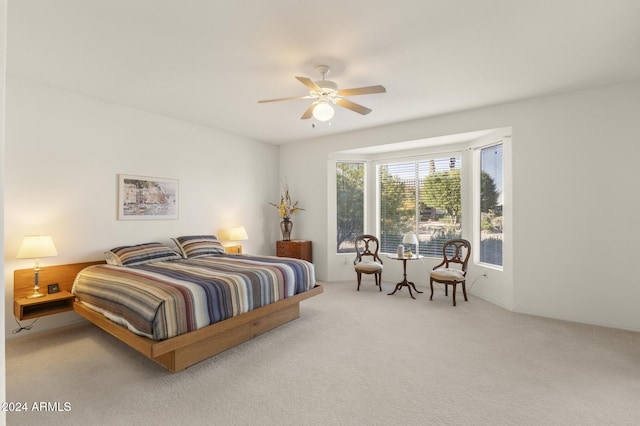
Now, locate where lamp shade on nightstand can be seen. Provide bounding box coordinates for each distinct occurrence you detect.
[17,235,58,259]
[229,226,249,242]
[226,226,249,254]
[16,235,58,298]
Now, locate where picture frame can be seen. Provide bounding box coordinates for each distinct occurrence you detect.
[117,174,179,220]
[47,283,60,294]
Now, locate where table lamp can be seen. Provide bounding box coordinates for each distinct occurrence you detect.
[16,235,58,298]
[228,226,249,254]
[402,232,418,257]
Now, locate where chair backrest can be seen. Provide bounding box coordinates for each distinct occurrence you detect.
[354,234,383,264]
[437,239,471,272]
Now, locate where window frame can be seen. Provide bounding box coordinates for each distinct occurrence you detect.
[473,141,505,271]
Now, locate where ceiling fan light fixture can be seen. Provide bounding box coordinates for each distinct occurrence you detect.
[257,64,385,123]
[313,102,334,121]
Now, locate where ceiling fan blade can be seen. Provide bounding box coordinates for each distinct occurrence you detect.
[295,76,321,91]
[337,85,386,97]
[300,102,316,119]
[335,98,372,115]
[258,95,313,103]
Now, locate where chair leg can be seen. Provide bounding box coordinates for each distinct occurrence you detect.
[445,285,448,296]
[452,283,457,306]
[377,273,382,291]
[429,279,434,301]
[462,281,468,301]
[357,272,362,291]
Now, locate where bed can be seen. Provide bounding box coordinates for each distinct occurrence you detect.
[15,237,322,372]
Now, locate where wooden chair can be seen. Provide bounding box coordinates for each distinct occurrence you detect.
[354,234,383,291]
[430,239,471,306]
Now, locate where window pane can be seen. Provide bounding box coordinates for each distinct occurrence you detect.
[479,144,503,266]
[378,157,462,257]
[336,162,364,253]
[379,162,416,254]
[418,157,462,257]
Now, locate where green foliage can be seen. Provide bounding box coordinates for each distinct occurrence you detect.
[379,166,415,238]
[421,169,461,224]
[336,163,364,252]
[480,212,494,232]
[480,171,499,213]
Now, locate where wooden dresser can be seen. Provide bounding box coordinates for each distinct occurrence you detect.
[276,240,312,262]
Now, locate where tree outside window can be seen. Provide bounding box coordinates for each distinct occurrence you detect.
[336,162,365,253]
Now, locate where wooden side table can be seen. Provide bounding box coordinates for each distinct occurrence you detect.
[225,244,243,254]
[14,291,75,320]
[276,240,312,262]
[386,254,424,299]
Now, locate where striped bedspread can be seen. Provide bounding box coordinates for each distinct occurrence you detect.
[72,255,316,341]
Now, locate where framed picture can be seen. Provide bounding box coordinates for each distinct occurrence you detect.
[48,283,60,294]
[118,174,179,220]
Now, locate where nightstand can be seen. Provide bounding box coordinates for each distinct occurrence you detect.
[14,291,75,320]
[225,245,243,254]
[276,240,312,262]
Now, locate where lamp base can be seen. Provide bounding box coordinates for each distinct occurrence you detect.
[26,290,46,299]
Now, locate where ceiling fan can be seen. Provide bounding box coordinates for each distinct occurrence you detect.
[258,65,386,123]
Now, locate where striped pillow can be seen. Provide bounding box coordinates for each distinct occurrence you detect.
[173,235,225,258]
[108,242,182,266]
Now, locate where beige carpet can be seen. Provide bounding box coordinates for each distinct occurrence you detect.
[6,280,640,425]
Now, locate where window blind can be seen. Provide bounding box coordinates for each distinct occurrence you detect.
[379,156,462,257]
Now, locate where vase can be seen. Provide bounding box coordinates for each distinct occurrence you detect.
[280,218,293,241]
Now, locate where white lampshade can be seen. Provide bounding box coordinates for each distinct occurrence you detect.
[16,235,58,299]
[312,102,335,122]
[402,232,418,245]
[16,235,58,259]
[229,226,249,242]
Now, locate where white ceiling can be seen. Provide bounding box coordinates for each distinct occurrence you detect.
[7,0,640,145]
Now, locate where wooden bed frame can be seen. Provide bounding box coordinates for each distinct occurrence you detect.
[14,261,323,372]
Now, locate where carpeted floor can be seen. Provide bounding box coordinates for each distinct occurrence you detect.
[5,280,640,425]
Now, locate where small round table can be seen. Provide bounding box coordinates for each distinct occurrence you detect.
[386,254,424,299]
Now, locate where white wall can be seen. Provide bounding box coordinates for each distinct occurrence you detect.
[4,76,281,338]
[509,82,639,329]
[281,80,640,332]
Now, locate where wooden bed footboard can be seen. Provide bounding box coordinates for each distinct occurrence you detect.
[74,284,323,372]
